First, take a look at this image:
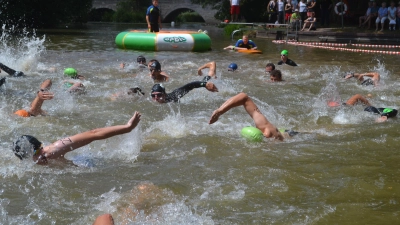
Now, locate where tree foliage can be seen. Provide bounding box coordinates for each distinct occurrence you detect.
[0,0,92,28]
[113,0,148,23]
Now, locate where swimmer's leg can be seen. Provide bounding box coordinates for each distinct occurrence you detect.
[0,63,24,77]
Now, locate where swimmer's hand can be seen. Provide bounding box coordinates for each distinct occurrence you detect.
[376,116,388,123]
[344,74,354,79]
[209,109,222,124]
[120,63,125,69]
[197,68,203,76]
[205,82,218,92]
[38,90,54,100]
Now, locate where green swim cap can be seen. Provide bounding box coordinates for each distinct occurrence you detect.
[241,126,263,142]
[64,68,77,77]
[281,50,288,56]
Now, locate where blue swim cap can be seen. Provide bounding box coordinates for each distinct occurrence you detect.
[228,63,238,71]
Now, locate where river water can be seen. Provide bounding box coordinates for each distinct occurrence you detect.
[1,23,400,224]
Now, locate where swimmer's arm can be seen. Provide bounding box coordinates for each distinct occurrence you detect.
[29,90,54,116]
[161,72,170,81]
[197,61,216,77]
[120,62,126,69]
[68,82,85,92]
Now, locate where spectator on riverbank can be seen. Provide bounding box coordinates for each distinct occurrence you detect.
[362,1,379,29]
[278,0,285,24]
[290,9,301,30]
[301,11,317,31]
[359,1,373,28]
[388,1,397,30]
[268,0,277,24]
[285,1,293,23]
[306,0,316,17]
[397,1,400,30]
[375,2,388,32]
[230,0,240,22]
[299,0,308,21]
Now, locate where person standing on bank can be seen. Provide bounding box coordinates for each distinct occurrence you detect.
[230,0,240,22]
[146,0,162,32]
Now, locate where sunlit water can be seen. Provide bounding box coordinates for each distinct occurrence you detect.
[1,23,400,224]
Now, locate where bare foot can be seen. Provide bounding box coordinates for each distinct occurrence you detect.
[209,109,222,124]
[379,29,383,32]
[128,111,141,129]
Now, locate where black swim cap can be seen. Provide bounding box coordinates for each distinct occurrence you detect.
[149,61,161,72]
[12,135,42,160]
[137,56,146,63]
[361,79,374,86]
[151,84,165,93]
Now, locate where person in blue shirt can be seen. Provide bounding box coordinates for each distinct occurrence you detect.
[375,2,388,32]
[146,0,162,32]
[228,35,257,50]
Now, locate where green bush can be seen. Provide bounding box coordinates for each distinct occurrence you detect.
[176,11,205,23]
[223,24,246,36]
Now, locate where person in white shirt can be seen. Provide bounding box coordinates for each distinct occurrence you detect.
[230,0,240,22]
[278,0,285,24]
[388,1,397,30]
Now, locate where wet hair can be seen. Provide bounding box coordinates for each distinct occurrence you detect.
[265,63,276,70]
[128,87,145,96]
[151,84,166,93]
[12,135,42,160]
[149,61,161,72]
[137,56,146,64]
[270,70,282,80]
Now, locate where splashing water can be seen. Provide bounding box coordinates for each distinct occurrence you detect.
[0,24,46,72]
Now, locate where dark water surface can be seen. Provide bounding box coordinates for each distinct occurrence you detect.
[1,23,400,224]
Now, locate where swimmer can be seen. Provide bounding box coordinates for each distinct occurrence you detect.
[150,80,218,103]
[120,55,147,69]
[227,63,238,72]
[328,94,397,122]
[268,70,284,82]
[63,68,86,93]
[148,60,169,82]
[14,79,54,117]
[343,72,380,86]
[197,61,217,78]
[265,63,276,75]
[12,111,141,164]
[110,87,145,101]
[277,50,297,66]
[224,35,257,50]
[0,62,25,77]
[209,92,284,140]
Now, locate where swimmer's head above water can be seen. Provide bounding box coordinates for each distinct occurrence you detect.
[151,84,166,103]
[12,135,42,160]
[228,63,238,72]
[137,56,146,65]
[64,68,85,80]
